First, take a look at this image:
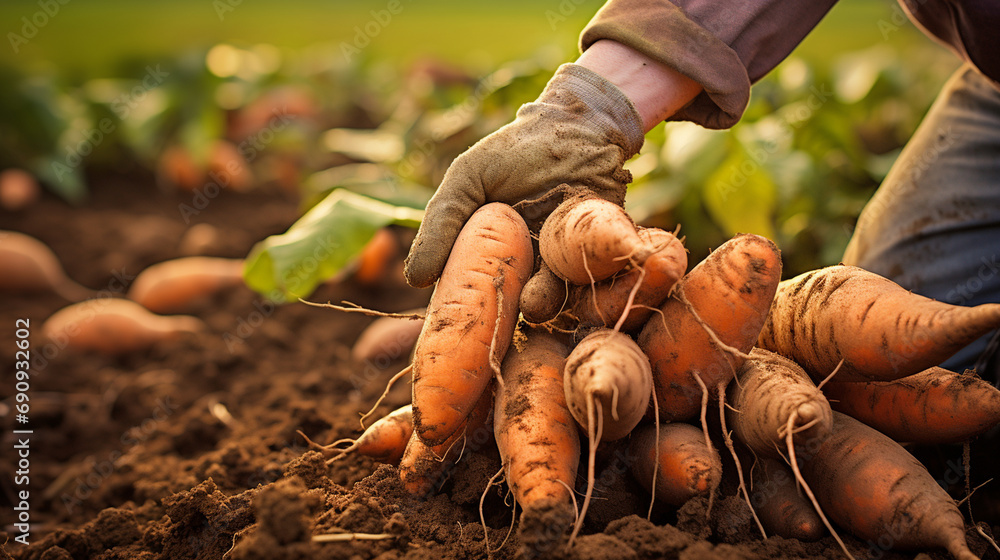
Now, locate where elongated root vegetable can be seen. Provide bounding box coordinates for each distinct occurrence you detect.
[751,457,824,541]
[726,348,836,544]
[565,329,652,441]
[42,298,205,355]
[353,227,399,286]
[127,257,245,313]
[799,411,978,560]
[494,328,579,548]
[727,348,833,456]
[302,405,413,465]
[351,309,426,364]
[638,233,781,422]
[411,203,533,446]
[564,328,652,544]
[539,193,659,284]
[519,262,567,325]
[399,387,494,496]
[758,265,1000,382]
[822,367,1000,444]
[566,227,687,333]
[0,230,93,301]
[628,422,721,507]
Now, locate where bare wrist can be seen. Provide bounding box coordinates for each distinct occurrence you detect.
[576,40,702,132]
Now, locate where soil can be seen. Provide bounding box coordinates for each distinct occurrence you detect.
[2,174,999,560]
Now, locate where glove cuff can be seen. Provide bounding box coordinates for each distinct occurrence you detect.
[540,63,646,158]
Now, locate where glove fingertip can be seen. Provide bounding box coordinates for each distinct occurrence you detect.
[403,241,447,289]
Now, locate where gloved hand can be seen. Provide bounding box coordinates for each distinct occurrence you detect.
[403,62,646,288]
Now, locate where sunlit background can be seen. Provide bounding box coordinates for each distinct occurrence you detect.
[0,0,959,280]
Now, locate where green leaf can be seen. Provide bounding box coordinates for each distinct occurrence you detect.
[701,147,778,242]
[243,188,424,302]
[33,154,87,204]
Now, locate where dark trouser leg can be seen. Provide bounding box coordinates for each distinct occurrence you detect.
[842,65,1000,379]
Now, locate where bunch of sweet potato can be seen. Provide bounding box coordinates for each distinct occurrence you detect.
[318,194,1000,560]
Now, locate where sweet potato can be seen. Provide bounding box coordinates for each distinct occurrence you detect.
[628,422,722,507]
[799,411,978,560]
[127,257,246,313]
[539,193,657,285]
[1,230,93,301]
[302,405,413,465]
[821,367,1000,444]
[353,227,399,286]
[351,309,426,365]
[0,168,40,211]
[564,328,652,543]
[751,457,824,542]
[758,265,1000,382]
[399,386,494,496]
[638,233,782,422]
[727,348,833,458]
[519,261,567,325]
[494,328,579,548]
[41,298,205,355]
[410,203,532,447]
[565,227,687,333]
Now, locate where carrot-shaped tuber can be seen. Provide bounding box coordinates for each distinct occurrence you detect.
[758,265,1000,382]
[565,227,687,333]
[798,411,979,560]
[1,230,93,301]
[301,405,413,465]
[519,261,567,325]
[821,367,1000,444]
[41,298,205,355]
[628,422,722,507]
[563,328,652,544]
[750,457,824,542]
[539,193,659,285]
[638,233,782,422]
[352,227,400,286]
[727,348,833,457]
[398,386,494,496]
[494,327,580,549]
[726,348,836,543]
[127,256,246,314]
[411,202,532,447]
[351,309,426,365]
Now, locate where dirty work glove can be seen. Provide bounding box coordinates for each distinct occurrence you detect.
[403,63,645,288]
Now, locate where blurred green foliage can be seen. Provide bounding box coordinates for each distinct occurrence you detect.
[0,0,960,290]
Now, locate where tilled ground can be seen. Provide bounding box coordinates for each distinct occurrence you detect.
[1,175,998,560]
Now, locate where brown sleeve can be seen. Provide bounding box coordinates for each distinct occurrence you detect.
[581,0,837,128]
[902,0,1000,88]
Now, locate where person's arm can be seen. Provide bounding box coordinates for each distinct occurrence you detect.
[577,39,702,132]
[581,0,838,128]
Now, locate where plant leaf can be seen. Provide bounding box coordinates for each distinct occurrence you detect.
[702,147,778,241]
[244,188,424,302]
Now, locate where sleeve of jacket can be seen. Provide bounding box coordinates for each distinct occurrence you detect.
[580,0,838,129]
